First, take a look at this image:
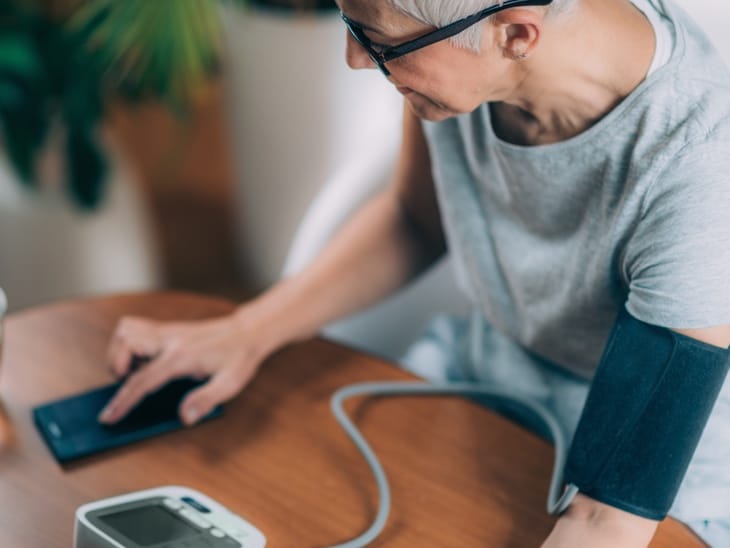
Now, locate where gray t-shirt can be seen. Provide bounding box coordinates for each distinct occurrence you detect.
[423,0,730,379]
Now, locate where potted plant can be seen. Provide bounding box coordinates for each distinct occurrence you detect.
[0,0,403,309]
[0,0,235,208]
[0,0,243,309]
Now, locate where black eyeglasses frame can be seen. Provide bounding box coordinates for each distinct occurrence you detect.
[341,0,553,76]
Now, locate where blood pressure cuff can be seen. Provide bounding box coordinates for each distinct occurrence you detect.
[563,307,730,520]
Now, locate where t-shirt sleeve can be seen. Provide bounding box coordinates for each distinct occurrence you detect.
[624,140,730,329]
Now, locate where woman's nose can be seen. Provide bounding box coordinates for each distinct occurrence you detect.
[345,32,377,70]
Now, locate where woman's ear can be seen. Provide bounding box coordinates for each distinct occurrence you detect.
[492,8,544,60]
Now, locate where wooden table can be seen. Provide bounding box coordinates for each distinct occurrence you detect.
[0,293,703,547]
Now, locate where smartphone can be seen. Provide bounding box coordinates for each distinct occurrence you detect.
[32,378,223,464]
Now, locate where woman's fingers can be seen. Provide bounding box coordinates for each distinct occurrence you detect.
[107,317,161,378]
[100,312,266,427]
[98,352,180,424]
[179,365,253,426]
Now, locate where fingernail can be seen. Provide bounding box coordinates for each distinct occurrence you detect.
[98,406,114,423]
[183,407,199,426]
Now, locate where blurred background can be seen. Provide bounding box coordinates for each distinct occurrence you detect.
[0,0,728,360]
[0,0,428,360]
[0,0,402,309]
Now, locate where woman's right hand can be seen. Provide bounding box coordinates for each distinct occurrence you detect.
[98,306,276,427]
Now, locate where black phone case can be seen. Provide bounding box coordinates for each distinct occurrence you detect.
[32,378,223,463]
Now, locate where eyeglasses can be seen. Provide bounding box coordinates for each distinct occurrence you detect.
[341,0,553,76]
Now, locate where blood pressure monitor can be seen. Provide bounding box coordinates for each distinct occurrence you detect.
[74,486,266,548]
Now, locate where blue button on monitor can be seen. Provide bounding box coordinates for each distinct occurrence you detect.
[182,496,211,513]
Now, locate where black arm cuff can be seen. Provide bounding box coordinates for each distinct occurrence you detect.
[563,307,730,520]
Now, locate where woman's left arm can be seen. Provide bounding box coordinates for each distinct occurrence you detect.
[542,492,658,548]
[543,323,730,547]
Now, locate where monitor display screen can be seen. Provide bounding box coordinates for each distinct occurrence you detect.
[100,505,198,546]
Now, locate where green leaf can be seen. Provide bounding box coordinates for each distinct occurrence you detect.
[0,104,49,185]
[0,0,250,209]
[70,0,224,107]
[66,127,107,209]
[0,34,42,78]
[0,82,22,105]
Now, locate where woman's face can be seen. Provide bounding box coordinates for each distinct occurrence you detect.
[338,0,519,121]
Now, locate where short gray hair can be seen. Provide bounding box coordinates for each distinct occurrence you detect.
[388,0,578,51]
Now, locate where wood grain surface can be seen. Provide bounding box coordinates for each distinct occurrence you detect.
[0,293,703,547]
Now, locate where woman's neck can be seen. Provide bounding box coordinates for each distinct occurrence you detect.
[493,0,657,145]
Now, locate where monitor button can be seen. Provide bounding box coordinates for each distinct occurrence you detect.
[163,497,183,510]
[182,496,212,513]
[180,508,211,529]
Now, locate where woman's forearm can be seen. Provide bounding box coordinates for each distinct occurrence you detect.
[542,493,659,548]
[239,186,445,357]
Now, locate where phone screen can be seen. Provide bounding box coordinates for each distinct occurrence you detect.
[32,378,223,463]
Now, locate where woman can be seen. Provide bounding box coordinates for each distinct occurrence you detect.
[100,0,730,545]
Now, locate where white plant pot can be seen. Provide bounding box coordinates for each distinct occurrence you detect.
[0,151,162,312]
[223,5,403,290]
